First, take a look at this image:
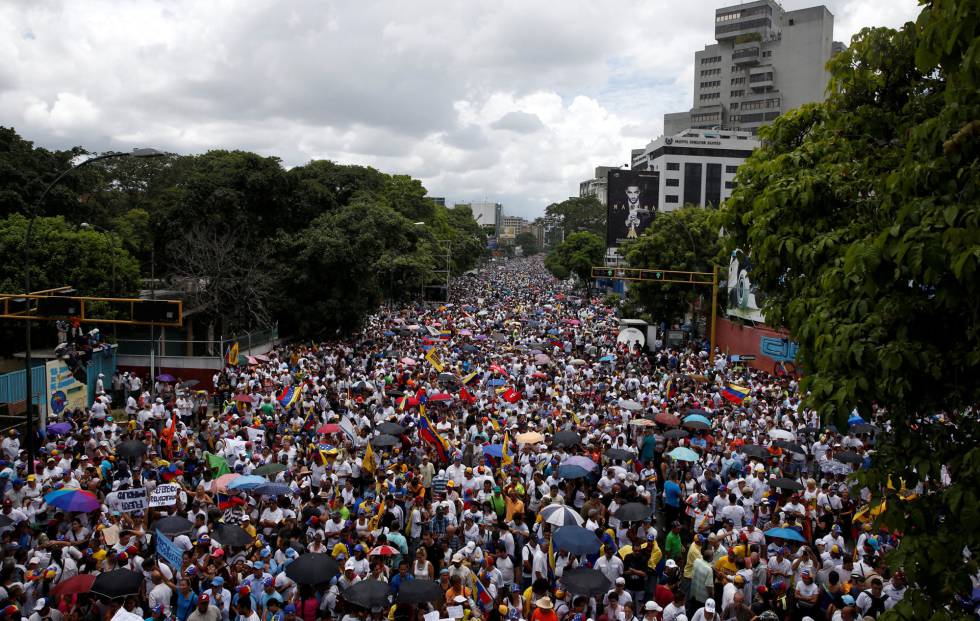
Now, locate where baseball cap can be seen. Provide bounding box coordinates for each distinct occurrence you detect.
[665,559,677,569]
[841,594,855,605]
[252,561,264,569]
[704,598,715,613]
[615,577,625,585]
[33,599,47,612]
[643,601,661,612]
[199,594,210,604]
[212,577,224,586]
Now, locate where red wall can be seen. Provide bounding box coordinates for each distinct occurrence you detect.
[716,317,799,375]
[116,365,217,392]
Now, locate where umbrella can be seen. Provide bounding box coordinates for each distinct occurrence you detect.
[534,353,551,365]
[563,456,598,471]
[46,423,72,436]
[769,429,795,441]
[286,553,340,585]
[44,489,100,513]
[552,431,582,447]
[570,359,587,366]
[253,483,293,497]
[558,464,591,480]
[835,450,863,465]
[50,573,95,597]
[540,504,585,527]
[613,503,653,522]
[153,516,194,536]
[561,567,612,596]
[552,526,601,555]
[117,439,147,458]
[438,373,461,386]
[598,355,615,362]
[213,523,254,547]
[213,473,241,493]
[400,357,416,366]
[254,355,270,362]
[91,569,143,598]
[427,393,453,402]
[628,419,656,427]
[487,378,506,387]
[618,399,642,411]
[850,423,878,434]
[156,373,176,383]
[228,475,268,491]
[764,527,807,543]
[663,428,689,440]
[682,420,709,431]
[771,478,804,491]
[482,444,503,458]
[178,379,200,389]
[668,447,699,462]
[342,579,391,608]
[491,333,508,342]
[369,545,399,557]
[370,434,400,448]
[377,422,407,435]
[655,412,681,428]
[605,448,635,461]
[462,344,479,352]
[772,440,805,454]
[233,393,254,403]
[396,579,444,604]
[686,408,711,418]
[683,414,711,427]
[741,445,770,460]
[252,463,287,476]
[516,432,545,444]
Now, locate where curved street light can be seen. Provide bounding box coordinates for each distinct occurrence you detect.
[24,148,165,468]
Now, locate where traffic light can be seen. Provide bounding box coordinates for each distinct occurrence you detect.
[655,271,663,279]
[35,297,80,317]
[133,300,181,323]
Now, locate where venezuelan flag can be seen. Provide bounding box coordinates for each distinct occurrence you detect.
[277,385,301,409]
[418,409,449,463]
[722,384,750,404]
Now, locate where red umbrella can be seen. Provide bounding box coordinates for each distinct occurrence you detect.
[51,573,95,597]
[490,364,509,376]
[369,545,399,556]
[318,423,341,434]
[428,393,453,402]
[531,372,548,379]
[655,412,681,427]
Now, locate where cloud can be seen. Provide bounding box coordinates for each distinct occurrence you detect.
[0,0,922,219]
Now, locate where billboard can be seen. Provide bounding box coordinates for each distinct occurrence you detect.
[727,248,766,323]
[606,169,659,247]
[46,359,88,416]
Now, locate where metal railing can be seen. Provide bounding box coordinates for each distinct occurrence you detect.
[115,325,279,359]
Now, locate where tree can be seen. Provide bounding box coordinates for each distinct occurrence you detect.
[544,232,604,289]
[719,4,980,616]
[625,206,721,326]
[515,231,539,257]
[545,196,606,239]
[0,126,84,219]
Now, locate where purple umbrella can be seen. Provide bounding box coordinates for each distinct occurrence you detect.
[46,423,72,436]
[562,456,598,471]
[156,373,176,382]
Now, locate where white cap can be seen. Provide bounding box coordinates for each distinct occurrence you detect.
[704,598,715,613]
[615,577,625,585]
[644,601,661,612]
[665,559,678,569]
[34,599,47,611]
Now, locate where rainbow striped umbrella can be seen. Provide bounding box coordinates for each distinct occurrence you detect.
[44,489,101,512]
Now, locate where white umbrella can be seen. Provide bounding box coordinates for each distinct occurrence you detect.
[618,399,642,411]
[540,503,585,527]
[769,428,796,441]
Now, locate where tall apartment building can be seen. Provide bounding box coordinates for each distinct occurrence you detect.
[578,166,621,206]
[465,202,502,235]
[664,0,843,135]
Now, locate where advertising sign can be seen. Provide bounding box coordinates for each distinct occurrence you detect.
[606,169,660,247]
[46,359,88,415]
[726,248,766,323]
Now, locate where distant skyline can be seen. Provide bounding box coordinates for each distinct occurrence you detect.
[2,0,920,219]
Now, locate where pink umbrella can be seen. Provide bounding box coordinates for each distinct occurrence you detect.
[400,357,417,366]
[214,473,241,493]
[459,329,473,336]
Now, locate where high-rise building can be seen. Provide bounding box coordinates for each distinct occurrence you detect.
[578,166,621,206]
[466,202,502,235]
[665,0,843,135]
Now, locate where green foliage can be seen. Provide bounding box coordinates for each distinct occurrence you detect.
[515,231,539,256]
[0,126,83,219]
[545,231,604,288]
[625,206,721,325]
[0,214,139,296]
[719,5,980,616]
[545,196,606,239]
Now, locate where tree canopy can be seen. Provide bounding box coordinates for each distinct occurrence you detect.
[544,231,604,289]
[544,196,606,239]
[719,2,980,616]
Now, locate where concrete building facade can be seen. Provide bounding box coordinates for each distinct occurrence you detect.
[578,165,620,206]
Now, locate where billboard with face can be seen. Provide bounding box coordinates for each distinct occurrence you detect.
[727,248,766,323]
[606,169,660,247]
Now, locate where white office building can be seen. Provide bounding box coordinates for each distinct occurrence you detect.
[578,166,620,206]
[631,129,759,209]
[665,0,844,135]
[468,201,502,234]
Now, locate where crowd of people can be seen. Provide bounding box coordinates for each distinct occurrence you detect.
[0,257,920,621]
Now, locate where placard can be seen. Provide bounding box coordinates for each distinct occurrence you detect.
[156,529,184,571]
[149,483,181,507]
[108,487,149,513]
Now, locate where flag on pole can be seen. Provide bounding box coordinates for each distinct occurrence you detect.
[721,384,750,404]
[418,406,450,463]
[277,385,302,409]
[501,431,512,468]
[226,342,239,366]
[473,575,493,611]
[363,441,377,475]
[425,348,444,372]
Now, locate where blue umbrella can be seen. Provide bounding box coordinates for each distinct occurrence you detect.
[668,447,699,462]
[482,444,503,458]
[487,378,506,387]
[228,475,268,491]
[540,504,585,527]
[598,355,614,362]
[547,328,560,335]
[553,526,601,555]
[253,483,293,497]
[683,414,711,426]
[764,527,806,543]
[383,331,395,337]
[558,464,591,480]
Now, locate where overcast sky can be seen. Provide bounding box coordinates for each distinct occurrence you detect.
[2,0,920,219]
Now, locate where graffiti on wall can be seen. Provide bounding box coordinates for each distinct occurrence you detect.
[760,336,799,376]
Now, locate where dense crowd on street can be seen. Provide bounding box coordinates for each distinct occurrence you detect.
[0,257,930,621]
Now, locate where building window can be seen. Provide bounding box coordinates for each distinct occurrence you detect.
[665,195,679,204]
[729,102,739,110]
[731,77,746,85]
[666,178,679,187]
[716,11,740,22]
[699,80,721,88]
[762,50,772,57]
[725,181,735,189]
[699,92,720,101]
[788,18,795,26]
[725,165,738,173]
[750,72,773,83]
[666,162,680,171]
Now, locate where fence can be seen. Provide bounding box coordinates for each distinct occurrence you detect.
[0,345,117,416]
[115,325,280,359]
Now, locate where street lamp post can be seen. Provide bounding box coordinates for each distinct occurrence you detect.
[24,148,163,471]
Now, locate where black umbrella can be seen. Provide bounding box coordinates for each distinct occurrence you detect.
[385,389,405,397]
[178,379,200,389]
[605,448,635,461]
[553,431,582,447]
[462,344,479,352]
[772,440,805,454]
[377,422,407,436]
[613,502,653,522]
[835,451,863,465]
[561,567,612,596]
[741,445,770,460]
[252,463,287,476]
[342,579,391,608]
[491,333,508,342]
[850,423,878,434]
[91,569,143,598]
[153,516,193,537]
[370,434,400,448]
[772,478,804,491]
[286,553,340,585]
[117,440,148,458]
[214,523,254,547]
[663,429,689,440]
[396,579,444,604]
[352,381,373,394]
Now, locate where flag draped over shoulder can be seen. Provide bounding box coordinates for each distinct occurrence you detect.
[418,406,450,463]
[501,431,512,468]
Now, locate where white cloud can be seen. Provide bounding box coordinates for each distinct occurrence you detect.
[1,0,922,219]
